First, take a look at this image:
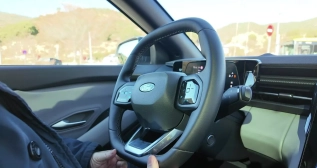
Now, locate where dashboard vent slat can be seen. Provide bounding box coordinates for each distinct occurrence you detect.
[253,64,316,114]
[254,91,312,101]
[259,79,315,86]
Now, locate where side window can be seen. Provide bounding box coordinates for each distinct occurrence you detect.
[0,2,145,65]
[186,32,201,50]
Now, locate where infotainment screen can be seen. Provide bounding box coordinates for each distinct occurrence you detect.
[173,60,240,91]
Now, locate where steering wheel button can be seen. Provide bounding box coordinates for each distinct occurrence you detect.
[117,93,130,102]
[183,81,199,104]
[115,85,134,103]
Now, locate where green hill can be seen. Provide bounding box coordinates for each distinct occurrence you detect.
[0,12,30,27]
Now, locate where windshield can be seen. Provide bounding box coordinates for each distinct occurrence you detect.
[0,1,145,65]
[159,0,317,56]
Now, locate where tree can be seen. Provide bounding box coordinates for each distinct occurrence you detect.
[29,26,39,36]
[248,34,257,41]
[107,34,112,41]
[118,53,127,64]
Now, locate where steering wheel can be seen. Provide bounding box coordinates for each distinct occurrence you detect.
[109,18,225,167]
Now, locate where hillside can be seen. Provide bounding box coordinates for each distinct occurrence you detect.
[0,8,145,64]
[0,12,30,27]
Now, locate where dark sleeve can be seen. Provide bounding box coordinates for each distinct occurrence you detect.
[63,137,102,168]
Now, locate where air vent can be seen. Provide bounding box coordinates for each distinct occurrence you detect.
[251,64,317,115]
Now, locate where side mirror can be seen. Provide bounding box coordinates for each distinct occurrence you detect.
[115,37,142,64]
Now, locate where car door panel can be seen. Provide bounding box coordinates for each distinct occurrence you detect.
[0,65,139,142]
[78,110,138,146]
[15,82,115,139]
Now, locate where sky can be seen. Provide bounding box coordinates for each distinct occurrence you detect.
[160,0,317,28]
[0,0,317,29]
[0,0,117,17]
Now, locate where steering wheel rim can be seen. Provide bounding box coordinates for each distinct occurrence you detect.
[109,17,225,167]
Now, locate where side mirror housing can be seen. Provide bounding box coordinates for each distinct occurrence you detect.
[115,37,142,64]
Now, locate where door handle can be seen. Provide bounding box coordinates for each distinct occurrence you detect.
[52,120,86,130]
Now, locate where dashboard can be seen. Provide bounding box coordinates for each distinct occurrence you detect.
[165,56,317,168]
[130,55,317,167]
[171,59,259,91]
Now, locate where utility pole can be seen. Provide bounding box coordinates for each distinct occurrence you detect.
[54,44,59,59]
[267,36,272,53]
[233,0,243,56]
[245,22,250,55]
[266,25,274,53]
[242,0,249,56]
[88,32,93,62]
[275,12,281,55]
[233,22,239,56]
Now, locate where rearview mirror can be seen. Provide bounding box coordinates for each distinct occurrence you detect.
[115,37,142,64]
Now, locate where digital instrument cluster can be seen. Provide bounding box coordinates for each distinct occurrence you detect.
[173,60,240,91]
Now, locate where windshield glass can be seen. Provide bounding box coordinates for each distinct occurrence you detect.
[159,0,317,56]
[0,1,145,65]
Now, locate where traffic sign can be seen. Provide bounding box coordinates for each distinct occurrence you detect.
[267,25,274,36]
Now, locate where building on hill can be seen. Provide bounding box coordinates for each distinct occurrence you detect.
[280,38,317,55]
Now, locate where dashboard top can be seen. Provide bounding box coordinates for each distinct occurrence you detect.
[166,55,317,67]
[226,55,317,65]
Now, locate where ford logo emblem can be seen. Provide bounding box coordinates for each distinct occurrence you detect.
[139,83,155,92]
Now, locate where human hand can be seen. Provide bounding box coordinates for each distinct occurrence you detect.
[147,155,159,168]
[90,149,127,168]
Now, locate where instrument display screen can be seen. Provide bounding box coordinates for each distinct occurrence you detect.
[173,60,240,90]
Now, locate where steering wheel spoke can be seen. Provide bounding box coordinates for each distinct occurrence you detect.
[114,82,135,108]
[125,127,183,156]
